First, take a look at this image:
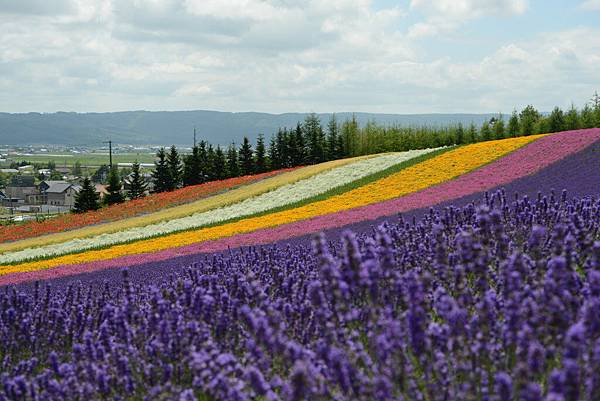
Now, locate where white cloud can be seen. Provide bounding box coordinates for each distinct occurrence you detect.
[183,0,290,21]
[581,0,600,10]
[410,0,528,19]
[0,1,597,115]
[174,84,211,96]
[409,0,528,38]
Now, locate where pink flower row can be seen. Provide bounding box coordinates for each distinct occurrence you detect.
[2,128,600,286]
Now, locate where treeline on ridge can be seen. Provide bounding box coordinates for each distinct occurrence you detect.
[151,98,600,193]
[72,97,600,212]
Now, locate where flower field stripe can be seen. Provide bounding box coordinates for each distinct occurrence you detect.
[0,155,371,254]
[0,135,543,275]
[1,129,597,286]
[0,149,440,264]
[0,168,296,244]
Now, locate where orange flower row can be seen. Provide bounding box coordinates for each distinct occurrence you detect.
[0,169,296,243]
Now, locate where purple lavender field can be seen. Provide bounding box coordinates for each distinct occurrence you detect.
[1,190,599,401]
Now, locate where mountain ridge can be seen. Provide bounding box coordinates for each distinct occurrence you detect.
[0,110,506,146]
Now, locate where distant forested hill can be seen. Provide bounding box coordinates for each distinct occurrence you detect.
[0,110,502,146]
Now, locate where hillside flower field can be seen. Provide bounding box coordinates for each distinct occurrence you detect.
[0,168,294,243]
[0,149,439,265]
[2,130,600,279]
[0,156,372,254]
[0,128,599,400]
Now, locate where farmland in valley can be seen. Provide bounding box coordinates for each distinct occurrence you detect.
[1,151,157,168]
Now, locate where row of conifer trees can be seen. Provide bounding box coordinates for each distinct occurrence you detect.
[73,96,600,211]
[150,98,600,193]
[73,162,148,213]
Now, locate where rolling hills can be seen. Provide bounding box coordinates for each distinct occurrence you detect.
[0,110,507,145]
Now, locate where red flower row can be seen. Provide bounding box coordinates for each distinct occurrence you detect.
[0,168,296,243]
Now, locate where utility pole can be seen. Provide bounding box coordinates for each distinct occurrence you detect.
[193,127,197,148]
[103,140,113,169]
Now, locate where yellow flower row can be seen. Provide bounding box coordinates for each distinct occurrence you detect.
[0,155,374,254]
[1,135,543,275]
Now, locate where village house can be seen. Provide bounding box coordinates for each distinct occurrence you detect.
[5,175,37,203]
[39,180,82,208]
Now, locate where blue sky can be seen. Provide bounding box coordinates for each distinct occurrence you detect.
[0,0,598,114]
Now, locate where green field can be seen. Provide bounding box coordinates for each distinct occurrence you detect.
[1,152,158,167]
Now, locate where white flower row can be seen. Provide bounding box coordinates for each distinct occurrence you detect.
[1,148,439,264]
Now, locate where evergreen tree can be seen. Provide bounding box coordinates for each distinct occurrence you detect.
[336,128,346,156]
[152,147,171,193]
[304,113,325,164]
[467,123,477,143]
[73,177,100,213]
[213,146,227,180]
[127,161,147,200]
[548,106,565,133]
[592,91,600,110]
[226,143,240,178]
[119,167,132,181]
[580,104,596,128]
[480,120,492,142]
[206,144,217,181]
[317,125,326,161]
[183,145,202,186]
[268,136,280,170]
[276,129,289,168]
[519,105,540,136]
[92,164,110,184]
[341,116,359,157]
[455,123,465,144]
[239,137,254,176]
[166,145,182,190]
[197,141,208,183]
[104,166,125,205]
[287,128,298,166]
[326,114,339,160]
[534,117,550,134]
[564,104,580,131]
[254,134,267,173]
[294,123,306,164]
[493,115,505,140]
[593,92,600,127]
[287,129,296,167]
[507,110,519,137]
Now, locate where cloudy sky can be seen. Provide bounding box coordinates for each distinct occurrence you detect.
[0,0,599,114]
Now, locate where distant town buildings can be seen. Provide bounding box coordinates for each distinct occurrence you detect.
[1,177,84,209]
[5,175,37,201]
[0,145,157,220]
